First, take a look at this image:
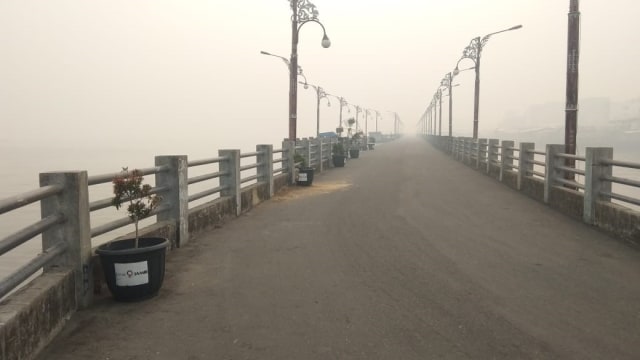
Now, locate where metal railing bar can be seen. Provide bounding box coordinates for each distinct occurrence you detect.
[554,178,585,190]
[0,242,68,299]
[89,198,112,212]
[90,204,170,238]
[240,175,260,184]
[188,185,227,202]
[602,175,640,188]
[240,151,262,158]
[556,153,586,161]
[89,185,169,213]
[0,185,64,215]
[240,163,258,172]
[188,171,227,185]
[600,159,640,170]
[555,165,585,176]
[531,170,545,178]
[600,191,640,207]
[0,213,65,257]
[188,156,227,167]
[531,160,546,167]
[88,166,169,186]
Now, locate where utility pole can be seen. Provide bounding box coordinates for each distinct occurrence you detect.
[565,0,580,176]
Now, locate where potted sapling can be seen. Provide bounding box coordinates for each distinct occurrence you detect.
[95,168,170,301]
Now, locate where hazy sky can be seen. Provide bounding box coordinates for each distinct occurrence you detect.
[2,0,640,152]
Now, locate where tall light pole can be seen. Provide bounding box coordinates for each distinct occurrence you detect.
[364,109,372,139]
[354,105,363,133]
[327,94,349,130]
[440,67,472,137]
[434,89,444,136]
[374,110,381,133]
[442,72,454,137]
[565,0,580,173]
[455,24,522,139]
[288,0,331,141]
[299,81,330,137]
[432,98,437,135]
[261,50,308,84]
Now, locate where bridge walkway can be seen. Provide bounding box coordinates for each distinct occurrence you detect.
[38,136,640,359]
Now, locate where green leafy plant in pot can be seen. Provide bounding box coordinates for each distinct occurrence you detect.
[349,132,361,159]
[332,142,346,167]
[294,152,314,186]
[95,168,170,302]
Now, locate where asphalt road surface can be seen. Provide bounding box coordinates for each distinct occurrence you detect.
[38,136,640,360]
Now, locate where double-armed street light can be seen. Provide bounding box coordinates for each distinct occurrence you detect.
[454,24,522,139]
[387,111,400,136]
[364,108,372,140]
[298,81,330,137]
[354,105,363,133]
[327,94,349,131]
[288,0,331,141]
[260,50,308,84]
[440,67,472,137]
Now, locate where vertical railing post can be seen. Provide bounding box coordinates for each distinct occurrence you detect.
[488,139,499,174]
[477,139,487,169]
[283,140,296,185]
[40,171,93,309]
[464,138,471,164]
[257,144,274,198]
[518,142,535,190]
[316,138,324,172]
[544,144,565,204]
[219,149,241,216]
[328,138,335,168]
[155,155,189,248]
[500,140,515,182]
[583,147,613,224]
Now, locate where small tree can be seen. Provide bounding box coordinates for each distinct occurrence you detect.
[112,168,160,248]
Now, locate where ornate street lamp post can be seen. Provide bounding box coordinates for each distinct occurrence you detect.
[441,73,454,137]
[454,25,522,139]
[328,94,349,130]
[354,105,363,133]
[260,50,308,84]
[288,0,331,141]
[440,67,473,137]
[299,81,330,137]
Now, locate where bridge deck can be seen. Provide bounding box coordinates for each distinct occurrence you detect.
[38,137,640,359]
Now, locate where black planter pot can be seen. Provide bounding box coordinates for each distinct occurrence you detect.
[296,168,314,186]
[96,237,170,302]
[349,149,360,159]
[332,155,346,167]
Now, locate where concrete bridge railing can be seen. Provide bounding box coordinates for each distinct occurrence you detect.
[427,135,640,244]
[0,136,351,360]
